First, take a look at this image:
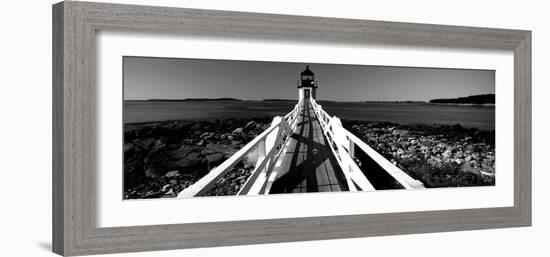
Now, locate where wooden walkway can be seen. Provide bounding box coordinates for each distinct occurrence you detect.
[269,100,349,193]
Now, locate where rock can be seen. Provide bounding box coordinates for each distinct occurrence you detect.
[206,152,225,167]
[123,142,134,152]
[227,135,234,140]
[465,155,473,162]
[197,139,205,146]
[392,129,408,136]
[165,188,174,195]
[437,142,448,148]
[232,127,244,134]
[202,132,216,140]
[461,163,481,175]
[429,156,442,166]
[135,138,155,150]
[420,146,430,154]
[484,155,495,162]
[396,148,405,156]
[170,145,203,160]
[244,121,256,130]
[172,152,202,168]
[206,143,237,157]
[149,138,166,153]
[144,167,158,178]
[190,123,202,130]
[442,149,453,158]
[451,124,463,131]
[402,154,414,159]
[165,170,180,178]
[455,150,464,158]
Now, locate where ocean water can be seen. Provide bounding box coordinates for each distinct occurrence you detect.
[124,100,495,130]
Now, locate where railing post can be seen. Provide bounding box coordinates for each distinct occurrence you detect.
[258,139,266,170]
[349,139,355,159]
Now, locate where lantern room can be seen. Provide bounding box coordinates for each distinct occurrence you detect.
[297,65,318,100]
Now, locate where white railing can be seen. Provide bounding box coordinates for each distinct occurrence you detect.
[177,101,302,197]
[309,99,375,191]
[310,99,424,190]
[178,98,422,197]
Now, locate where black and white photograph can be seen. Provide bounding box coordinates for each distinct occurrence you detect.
[123,57,496,199]
[2,0,543,256]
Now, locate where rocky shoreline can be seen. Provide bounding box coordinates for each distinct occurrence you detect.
[343,120,495,188]
[123,118,271,199]
[124,117,496,199]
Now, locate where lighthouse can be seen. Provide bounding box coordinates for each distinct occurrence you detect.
[298,65,318,101]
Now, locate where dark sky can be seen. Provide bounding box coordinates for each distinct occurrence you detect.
[123,56,494,102]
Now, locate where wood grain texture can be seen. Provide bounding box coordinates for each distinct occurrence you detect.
[52,1,532,256]
[52,2,65,255]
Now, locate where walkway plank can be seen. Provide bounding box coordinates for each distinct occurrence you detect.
[269,100,348,193]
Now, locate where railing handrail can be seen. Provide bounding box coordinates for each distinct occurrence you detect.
[236,101,303,195]
[309,99,424,190]
[178,101,302,197]
[178,98,422,197]
[309,99,375,191]
[344,130,424,189]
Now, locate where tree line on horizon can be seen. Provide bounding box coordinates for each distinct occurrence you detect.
[429,94,495,104]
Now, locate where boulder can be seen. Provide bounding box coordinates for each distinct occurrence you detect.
[134,138,155,150]
[170,145,203,160]
[165,170,180,178]
[171,152,203,169]
[206,153,226,169]
[232,127,244,134]
[123,142,135,152]
[206,143,237,156]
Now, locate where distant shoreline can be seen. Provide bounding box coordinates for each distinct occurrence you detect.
[124,100,494,107]
[427,103,495,108]
[124,93,495,105]
[143,98,243,102]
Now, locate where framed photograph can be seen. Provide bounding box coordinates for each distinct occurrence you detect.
[52,1,531,256]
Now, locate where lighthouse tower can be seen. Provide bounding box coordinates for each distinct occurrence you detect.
[298,65,318,101]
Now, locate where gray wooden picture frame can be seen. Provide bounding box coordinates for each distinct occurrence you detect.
[52,1,531,256]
